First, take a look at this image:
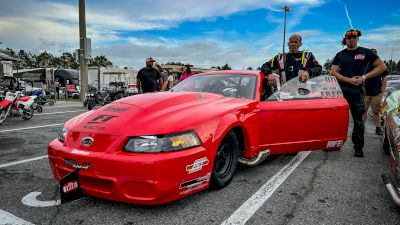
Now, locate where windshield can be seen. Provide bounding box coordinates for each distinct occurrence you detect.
[267,75,343,101]
[171,74,257,100]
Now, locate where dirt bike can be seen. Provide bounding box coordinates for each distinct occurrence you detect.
[0,90,35,125]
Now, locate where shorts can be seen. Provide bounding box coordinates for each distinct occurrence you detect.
[364,93,383,114]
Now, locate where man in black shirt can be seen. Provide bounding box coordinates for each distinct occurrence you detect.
[261,34,322,89]
[331,29,387,157]
[137,57,162,93]
[363,49,388,136]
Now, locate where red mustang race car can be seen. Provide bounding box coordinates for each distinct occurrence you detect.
[48,70,349,205]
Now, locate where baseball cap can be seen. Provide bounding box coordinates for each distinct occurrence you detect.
[146,57,156,62]
[344,29,362,38]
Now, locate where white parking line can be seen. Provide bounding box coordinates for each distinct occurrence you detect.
[47,104,82,108]
[0,155,48,169]
[0,124,63,133]
[221,151,310,225]
[36,110,86,116]
[0,209,35,225]
[22,192,60,207]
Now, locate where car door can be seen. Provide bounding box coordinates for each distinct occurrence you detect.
[258,76,349,154]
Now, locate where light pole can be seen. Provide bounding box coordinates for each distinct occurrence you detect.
[282,5,290,55]
[79,0,88,102]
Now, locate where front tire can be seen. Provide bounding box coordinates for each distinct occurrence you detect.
[211,131,239,189]
[0,108,7,125]
[87,99,95,110]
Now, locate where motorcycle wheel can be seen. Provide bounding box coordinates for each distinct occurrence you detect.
[22,108,34,120]
[0,108,7,125]
[48,100,55,106]
[35,105,43,113]
[88,99,95,110]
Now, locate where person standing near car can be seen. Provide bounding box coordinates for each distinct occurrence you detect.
[331,29,387,157]
[260,34,322,88]
[362,48,388,136]
[54,78,60,99]
[179,64,196,81]
[137,57,163,93]
[162,70,174,91]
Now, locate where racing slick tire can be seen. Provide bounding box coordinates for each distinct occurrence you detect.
[211,130,239,189]
[48,100,55,106]
[22,108,33,120]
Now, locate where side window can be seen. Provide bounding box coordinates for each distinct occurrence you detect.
[266,76,343,101]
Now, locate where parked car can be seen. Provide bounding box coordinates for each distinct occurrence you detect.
[382,90,400,207]
[48,71,349,205]
[127,83,138,96]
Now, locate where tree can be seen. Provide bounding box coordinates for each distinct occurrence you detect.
[17,50,35,69]
[221,63,231,70]
[90,55,113,67]
[58,52,78,69]
[323,58,332,71]
[34,51,54,68]
[246,66,253,70]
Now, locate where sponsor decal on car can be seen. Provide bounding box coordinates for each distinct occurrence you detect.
[179,173,211,195]
[80,137,94,147]
[104,106,128,113]
[186,157,209,174]
[83,125,106,131]
[62,181,78,194]
[64,158,91,170]
[87,115,118,124]
[60,169,85,203]
[71,149,90,156]
[326,140,343,148]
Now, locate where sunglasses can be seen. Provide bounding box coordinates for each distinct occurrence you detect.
[345,30,358,37]
[345,35,357,40]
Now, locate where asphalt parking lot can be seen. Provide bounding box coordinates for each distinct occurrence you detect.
[1,101,400,225]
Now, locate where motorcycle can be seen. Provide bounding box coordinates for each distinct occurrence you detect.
[0,90,35,125]
[84,85,111,110]
[33,89,55,106]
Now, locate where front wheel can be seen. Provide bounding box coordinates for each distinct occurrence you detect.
[211,130,239,189]
[0,108,8,125]
[87,99,95,110]
[35,105,43,113]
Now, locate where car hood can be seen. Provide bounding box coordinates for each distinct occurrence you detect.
[66,92,253,136]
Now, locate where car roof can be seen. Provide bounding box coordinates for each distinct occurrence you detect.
[200,70,261,76]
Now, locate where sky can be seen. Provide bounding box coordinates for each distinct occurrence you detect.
[0,0,399,70]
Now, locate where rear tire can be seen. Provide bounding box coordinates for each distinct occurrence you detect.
[48,100,55,106]
[22,108,33,120]
[35,105,43,113]
[211,131,239,189]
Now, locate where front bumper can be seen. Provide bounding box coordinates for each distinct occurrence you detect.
[48,139,213,205]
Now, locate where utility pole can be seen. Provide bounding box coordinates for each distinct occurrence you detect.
[282,5,290,55]
[390,48,394,75]
[79,0,88,101]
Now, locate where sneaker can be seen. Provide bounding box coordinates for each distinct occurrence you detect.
[354,149,364,157]
[376,127,383,136]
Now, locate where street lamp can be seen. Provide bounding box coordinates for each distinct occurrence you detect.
[282,5,290,55]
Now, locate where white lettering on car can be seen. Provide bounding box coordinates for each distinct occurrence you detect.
[71,149,90,156]
[186,157,209,174]
[326,140,343,148]
[63,181,78,193]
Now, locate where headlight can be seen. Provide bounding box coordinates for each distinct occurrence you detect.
[58,127,67,143]
[90,93,95,96]
[124,131,200,153]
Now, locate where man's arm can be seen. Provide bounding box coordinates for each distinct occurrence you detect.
[363,58,387,80]
[331,64,363,86]
[306,54,322,78]
[261,57,278,86]
[381,75,387,94]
